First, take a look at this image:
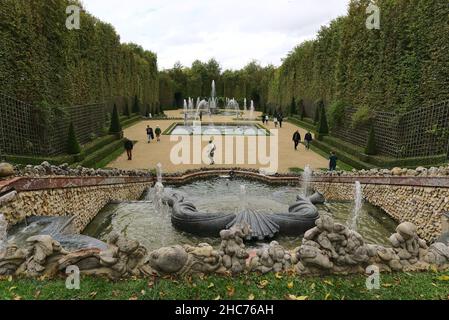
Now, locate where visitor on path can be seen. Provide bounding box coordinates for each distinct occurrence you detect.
[274,117,278,128]
[278,115,283,128]
[207,139,216,165]
[292,130,301,151]
[262,114,266,124]
[146,125,154,143]
[155,126,162,142]
[200,111,203,122]
[124,138,134,161]
[305,131,313,150]
[329,151,338,171]
[265,115,269,124]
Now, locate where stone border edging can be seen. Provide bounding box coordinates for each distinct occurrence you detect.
[1,169,449,194]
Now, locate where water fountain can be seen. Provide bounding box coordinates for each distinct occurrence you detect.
[243,98,248,115]
[0,214,7,251]
[302,165,313,197]
[153,163,167,214]
[183,99,188,125]
[249,100,255,120]
[227,99,239,118]
[348,181,363,230]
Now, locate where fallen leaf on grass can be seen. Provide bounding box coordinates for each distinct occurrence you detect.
[248,294,255,300]
[8,286,17,292]
[226,286,235,297]
[325,293,331,300]
[437,275,449,281]
[382,283,393,288]
[286,294,308,300]
[310,283,316,290]
[207,283,215,289]
[287,282,294,289]
[258,280,269,289]
[89,292,97,299]
[275,273,283,279]
[323,280,333,286]
[129,295,138,301]
[214,295,221,300]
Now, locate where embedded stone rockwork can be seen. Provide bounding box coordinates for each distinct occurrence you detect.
[294,216,449,275]
[1,182,150,232]
[1,221,449,280]
[313,182,449,242]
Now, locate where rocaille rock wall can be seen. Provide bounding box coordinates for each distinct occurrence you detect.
[1,183,149,232]
[313,182,449,242]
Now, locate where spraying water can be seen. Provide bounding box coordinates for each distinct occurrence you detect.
[250,100,255,120]
[243,98,248,114]
[348,181,363,230]
[183,99,188,126]
[302,165,313,197]
[153,163,168,214]
[0,214,8,251]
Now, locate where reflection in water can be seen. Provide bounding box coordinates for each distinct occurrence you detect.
[83,178,398,250]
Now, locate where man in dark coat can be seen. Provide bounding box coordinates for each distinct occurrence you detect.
[292,130,301,151]
[124,139,134,160]
[329,151,338,171]
[304,131,313,150]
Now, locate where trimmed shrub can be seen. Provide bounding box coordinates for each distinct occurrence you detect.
[123,102,130,117]
[365,125,378,155]
[132,95,140,114]
[351,105,374,128]
[109,104,122,133]
[299,99,306,120]
[67,122,81,155]
[290,97,297,115]
[314,100,323,124]
[327,100,346,131]
[317,104,329,135]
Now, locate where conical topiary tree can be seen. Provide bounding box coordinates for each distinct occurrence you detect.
[132,94,140,114]
[109,104,122,134]
[299,99,305,120]
[317,103,329,135]
[314,100,323,124]
[123,102,130,117]
[67,122,81,155]
[290,97,297,116]
[145,104,150,117]
[365,125,378,155]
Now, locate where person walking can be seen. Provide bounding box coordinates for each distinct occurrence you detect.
[155,125,162,142]
[329,151,338,171]
[207,139,216,165]
[262,113,266,125]
[199,111,203,122]
[304,131,313,150]
[265,115,269,125]
[274,116,278,128]
[124,138,134,161]
[292,130,301,151]
[146,125,154,143]
[278,114,283,128]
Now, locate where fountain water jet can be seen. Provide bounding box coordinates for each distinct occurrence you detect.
[302,165,313,197]
[249,100,255,120]
[348,181,363,230]
[152,163,168,215]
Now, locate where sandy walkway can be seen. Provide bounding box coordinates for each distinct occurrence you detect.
[107,110,329,173]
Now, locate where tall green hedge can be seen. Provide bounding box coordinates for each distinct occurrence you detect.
[266,0,449,114]
[109,104,122,134]
[67,122,81,155]
[0,0,159,109]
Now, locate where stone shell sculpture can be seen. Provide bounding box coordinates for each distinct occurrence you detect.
[162,191,321,240]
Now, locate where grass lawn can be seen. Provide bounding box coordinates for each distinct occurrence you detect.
[1,271,448,300]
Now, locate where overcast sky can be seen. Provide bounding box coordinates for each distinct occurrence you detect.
[82,0,349,70]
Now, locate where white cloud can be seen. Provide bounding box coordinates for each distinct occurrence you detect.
[81,0,349,70]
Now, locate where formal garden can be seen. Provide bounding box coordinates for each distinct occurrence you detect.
[0,0,449,304]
